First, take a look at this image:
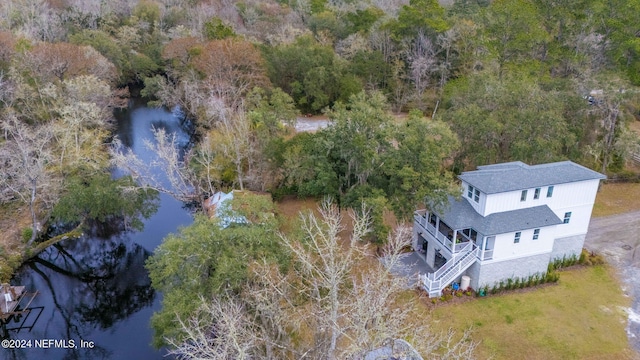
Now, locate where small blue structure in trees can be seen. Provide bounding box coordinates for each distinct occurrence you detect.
[204,191,249,229]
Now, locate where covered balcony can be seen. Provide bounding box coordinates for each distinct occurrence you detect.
[413,209,493,262]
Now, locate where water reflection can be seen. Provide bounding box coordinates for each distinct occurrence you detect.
[33,239,154,330]
[6,101,193,359]
[6,236,151,360]
[114,100,190,163]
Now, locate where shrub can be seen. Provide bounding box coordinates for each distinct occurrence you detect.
[490,284,499,294]
[506,278,514,290]
[546,271,560,283]
[533,275,539,285]
[487,271,559,295]
[550,254,579,270]
[579,249,587,264]
[579,249,605,266]
[590,253,605,265]
[566,255,578,267]
[21,227,33,243]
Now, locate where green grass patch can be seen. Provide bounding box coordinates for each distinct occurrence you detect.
[593,183,640,217]
[430,266,633,360]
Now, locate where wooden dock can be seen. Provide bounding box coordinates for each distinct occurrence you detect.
[0,284,38,322]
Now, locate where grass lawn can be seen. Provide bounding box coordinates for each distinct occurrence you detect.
[593,182,640,217]
[427,265,633,360]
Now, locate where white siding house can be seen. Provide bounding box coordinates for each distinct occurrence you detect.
[412,161,605,297]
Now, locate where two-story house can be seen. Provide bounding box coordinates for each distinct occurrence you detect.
[412,161,606,297]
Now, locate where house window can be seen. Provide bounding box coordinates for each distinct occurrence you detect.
[533,228,540,240]
[520,190,528,201]
[563,212,572,224]
[534,188,541,199]
[474,189,480,203]
[514,232,521,243]
[467,185,474,199]
[547,186,554,198]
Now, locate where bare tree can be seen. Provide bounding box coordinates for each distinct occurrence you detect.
[0,71,16,108]
[405,30,438,98]
[166,295,257,360]
[281,199,368,359]
[0,115,58,244]
[216,106,251,190]
[21,43,117,84]
[0,0,65,41]
[594,95,622,174]
[370,29,395,63]
[342,226,415,356]
[190,38,270,110]
[110,127,198,202]
[581,80,638,173]
[389,59,411,113]
[61,75,115,117]
[165,199,477,359]
[53,101,110,173]
[436,28,458,89]
[190,134,221,196]
[247,199,477,359]
[370,0,408,17]
[614,127,640,168]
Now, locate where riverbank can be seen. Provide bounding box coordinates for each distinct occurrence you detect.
[0,203,32,282]
[2,176,639,358]
[0,205,85,283]
[1,100,194,359]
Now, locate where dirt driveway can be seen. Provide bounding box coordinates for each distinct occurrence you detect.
[584,210,640,353]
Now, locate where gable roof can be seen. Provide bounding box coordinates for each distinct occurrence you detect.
[458,161,606,194]
[435,196,563,236]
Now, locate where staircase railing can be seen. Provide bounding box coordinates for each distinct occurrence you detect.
[422,242,478,297]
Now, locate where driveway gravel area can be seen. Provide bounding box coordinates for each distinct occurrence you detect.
[584,210,640,353]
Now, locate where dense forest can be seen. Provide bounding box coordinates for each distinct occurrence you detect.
[0,0,639,358]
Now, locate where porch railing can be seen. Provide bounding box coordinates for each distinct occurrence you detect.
[437,232,453,250]
[454,241,469,253]
[426,222,436,235]
[415,213,446,249]
[415,212,468,253]
[413,213,428,228]
[482,249,494,260]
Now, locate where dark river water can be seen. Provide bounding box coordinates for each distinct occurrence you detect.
[4,100,193,360]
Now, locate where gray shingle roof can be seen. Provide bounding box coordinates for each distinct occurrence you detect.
[459,161,606,194]
[436,196,563,236]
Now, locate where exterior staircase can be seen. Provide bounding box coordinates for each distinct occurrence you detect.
[420,242,479,298]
